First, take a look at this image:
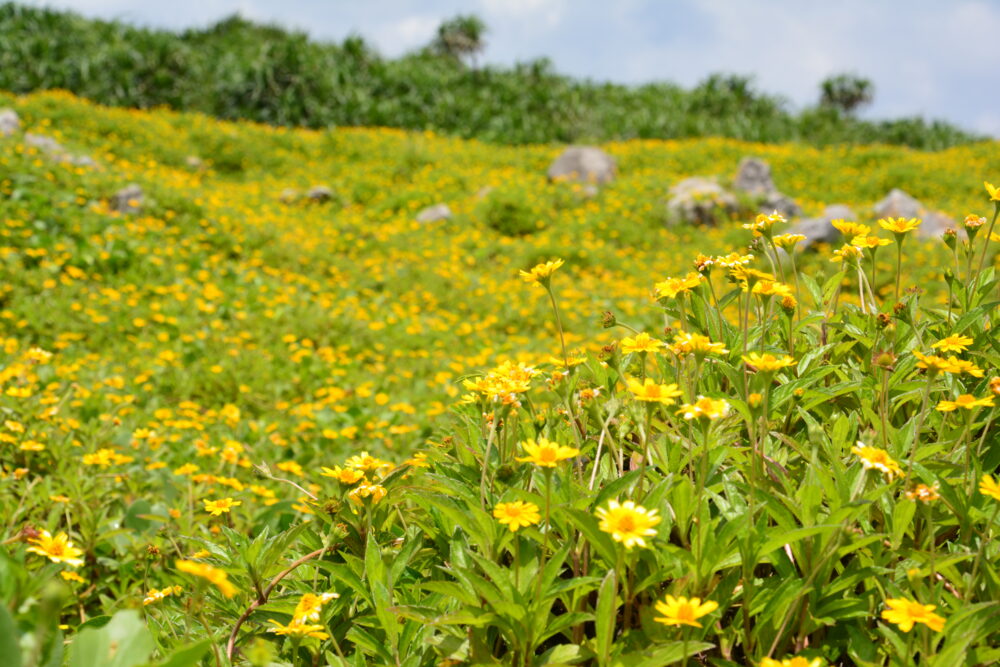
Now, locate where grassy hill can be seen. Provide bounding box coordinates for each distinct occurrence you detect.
[0,2,985,149]
[1,91,999,666]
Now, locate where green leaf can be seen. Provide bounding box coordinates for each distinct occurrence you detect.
[595,569,617,666]
[155,640,212,667]
[69,610,153,667]
[0,605,21,667]
[890,498,917,549]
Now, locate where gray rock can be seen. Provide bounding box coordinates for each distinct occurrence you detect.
[24,132,65,154]
[733,157,802,217]
[306,185,333,202]
[547,146,616,185]
[665,177,739,226]
[416,203,452,223]
[0,109,19,137]
[111,184,144,214]
[67,154,96,167]
[733,157,775,195]
[873,188,956,238]
[760,191,803,218]
[279,188,300,204]
[788,204,856,248]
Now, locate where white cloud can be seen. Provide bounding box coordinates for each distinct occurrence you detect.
[373,15,440,55]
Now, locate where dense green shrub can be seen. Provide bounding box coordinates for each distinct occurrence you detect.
[0,3,985,149]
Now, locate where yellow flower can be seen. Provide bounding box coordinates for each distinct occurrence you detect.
[944,357,984,377]
[752,280,794,299]
[931,335,973,353]
[268,620,329,639]
[980,475,1000,501]
[670,332,728,356]
[760,657,825,667]
[830,244,862,263]
[293,592,339,622]
[912,350,956,375]
[344,451,390,472]
[627,377,683,404]
[60,571,86,583]
[654,272,703,299]
[493,501,542,532]
[143,585,182,605]
[851,442,904,481]
[991,377,1000,396]
[878,217,921,234]
[515,437,580,467]
[26,530,85,567]
[742,352,796,372]
[653,595,718,628]
[851,234,892,249]
[743,211,785,237]
[713,252,754,268]
[595,500,660,549]
[320,466,366,484]
[677,396,730,420]
[347,483,387,505]
[881,597,946,632]
[905,483,940,503]
[175,560,237,597]
[772,233,806,251]
[985,181,1000,202]
[519,259,564,285]
[620,332,664,354]
[935,394,993,412]
[203,498,241,516]
[831,219,871,238]
[964,214,986,229]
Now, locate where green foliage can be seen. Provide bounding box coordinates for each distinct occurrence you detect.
[476,185,546,236]
[0,3,984,149]
[820,73,875,115]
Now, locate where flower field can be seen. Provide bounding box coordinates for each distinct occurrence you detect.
[1,90,999,666]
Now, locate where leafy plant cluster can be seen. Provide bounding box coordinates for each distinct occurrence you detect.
[0,91,999,666]
[0,3,985,149]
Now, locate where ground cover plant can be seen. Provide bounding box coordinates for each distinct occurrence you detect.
[0,90,999,666]
[0,3,984,149]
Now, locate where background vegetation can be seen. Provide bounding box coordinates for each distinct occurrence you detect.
[0,3,985,149]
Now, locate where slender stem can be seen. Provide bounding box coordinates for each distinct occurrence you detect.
[895,241,903,302]
[226,546,336,660]
[974,205,999,278]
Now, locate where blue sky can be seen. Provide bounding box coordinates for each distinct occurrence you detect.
[22,0,1000,137]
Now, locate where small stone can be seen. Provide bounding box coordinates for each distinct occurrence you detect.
[111,184,144,214]
[416,203,452,223]
[787,204,856,248]
[0,109,19,137]
[733,157,775,195]
[873,188,956,238]
[279,188,300,204]
[547,146,616,185]
[24,132,65,155]
[665,177,739,226]
[306,186,333,202]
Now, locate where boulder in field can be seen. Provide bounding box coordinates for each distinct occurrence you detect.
[873,188,956,238]
[666,177,739,226]
[787,204,856,248]
[0,109,19,137]
[306,185,334,203]
[733,157,802,217]
[111,184,144,214]
[547,146,616,185]
[416,203,452,223]
[24,132,65,154]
